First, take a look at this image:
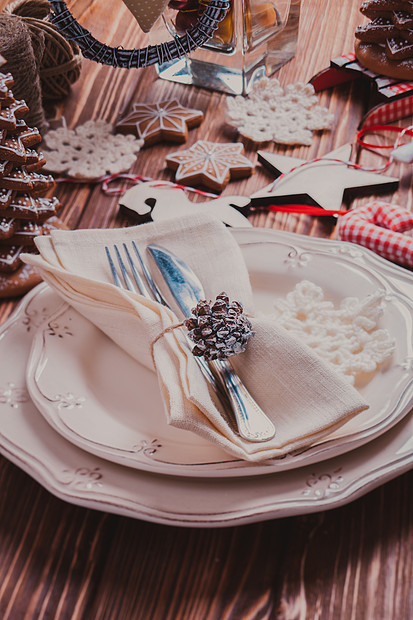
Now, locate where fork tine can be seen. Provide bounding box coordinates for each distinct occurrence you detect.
[105,246,123,288]
[113,244,135,292]
[122,243,151,298]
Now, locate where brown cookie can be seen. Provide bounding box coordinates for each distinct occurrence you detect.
[0,160,12,178]
[165,140,254,192]
[0,263,43,299]
[0,167,54,193]
[0,194,60,221]
[355,17,399,42]
[0,216,68,297]
[0,216,16,239]
[393,9,413,28]
[25,151,46,172]
[355,38,413,79]
[0,73,13,99]
[0,99,29,131]
[116,99,204,146]
[0,188,13,208]
[361,0,413,18]
[2,215,65,247]
[0,244,26,273]
[386,35,413,57]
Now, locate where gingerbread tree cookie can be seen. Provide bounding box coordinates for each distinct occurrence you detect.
[0,70,64,298]
[355,0,413,80]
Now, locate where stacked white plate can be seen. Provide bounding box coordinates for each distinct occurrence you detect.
[1,228,413,527]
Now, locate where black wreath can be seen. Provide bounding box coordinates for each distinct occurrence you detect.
[48,0,231,69]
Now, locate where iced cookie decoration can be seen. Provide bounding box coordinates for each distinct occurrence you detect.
[225,77,334,146]
[115,100,204,146]
[42,120,144,179]
[165,140,254,191]
[338,201,413,268]
[121,0,170,33]
[0,71,66,298]
[355,0,413,80]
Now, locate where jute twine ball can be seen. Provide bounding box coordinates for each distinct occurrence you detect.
[0,13,47,133]
[4,0,82,101]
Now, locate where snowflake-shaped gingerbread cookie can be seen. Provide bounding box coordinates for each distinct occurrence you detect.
[42,120,144,179]
[165,140,254,192]
[115,99,204,146]
[225,77,334,146]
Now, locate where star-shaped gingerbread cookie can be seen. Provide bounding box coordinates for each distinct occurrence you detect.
[116,100,204,146]
[165,140,254,192]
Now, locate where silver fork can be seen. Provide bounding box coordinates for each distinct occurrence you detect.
[105,242,276,442]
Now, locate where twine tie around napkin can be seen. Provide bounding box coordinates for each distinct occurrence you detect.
[22,215,368,462]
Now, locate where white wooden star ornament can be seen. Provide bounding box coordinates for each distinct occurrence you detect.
[119,181,252,227]
[121,0,169,33]
[250,144,399,211]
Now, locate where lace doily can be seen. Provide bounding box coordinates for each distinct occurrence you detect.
[43,120,144,179]
[273,281,395,384]
[225,78,334,146]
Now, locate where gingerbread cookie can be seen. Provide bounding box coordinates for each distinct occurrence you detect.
[0,263,43,298]
[0,70,65,297]
[355,39,413,79]
[0,216,16,239]
[356,0,413,78]
[116,99,204,146]
[165,140,254,192]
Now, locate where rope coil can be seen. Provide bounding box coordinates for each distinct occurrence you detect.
[48,0,231,69]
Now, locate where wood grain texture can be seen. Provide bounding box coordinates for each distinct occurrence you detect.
[0,0,412,618]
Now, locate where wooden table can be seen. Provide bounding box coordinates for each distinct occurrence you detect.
[1,1,412,618]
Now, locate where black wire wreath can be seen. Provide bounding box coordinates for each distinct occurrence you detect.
[48,0,231,69]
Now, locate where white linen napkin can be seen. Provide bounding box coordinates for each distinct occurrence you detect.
[22,215,368,462]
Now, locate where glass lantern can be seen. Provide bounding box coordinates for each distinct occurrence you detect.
[152,0,301,95]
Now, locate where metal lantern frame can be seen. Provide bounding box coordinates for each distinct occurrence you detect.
[48,0,231,69]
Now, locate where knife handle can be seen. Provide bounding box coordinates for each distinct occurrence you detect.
[209,359,276,442]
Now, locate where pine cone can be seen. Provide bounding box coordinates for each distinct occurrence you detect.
[184,292,254,361]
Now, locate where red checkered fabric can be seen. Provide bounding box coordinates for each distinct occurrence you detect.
[338,201,413,268]
[363,95,413,128]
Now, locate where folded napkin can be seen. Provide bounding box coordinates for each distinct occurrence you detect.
[22,215,368,462]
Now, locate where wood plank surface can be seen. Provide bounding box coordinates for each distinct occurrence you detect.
[0,0,412,618]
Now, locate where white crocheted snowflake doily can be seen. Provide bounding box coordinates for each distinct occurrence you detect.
[225,78,334,146]
[43,120,144,179]
[273,280,395,384]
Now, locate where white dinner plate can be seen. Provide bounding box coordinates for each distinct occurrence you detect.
[26,228,413,477]
[0,282,413,526]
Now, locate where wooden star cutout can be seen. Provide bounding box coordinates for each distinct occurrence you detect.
[250,144,399,210]
[116,99,204,146]
[166,140,254,192]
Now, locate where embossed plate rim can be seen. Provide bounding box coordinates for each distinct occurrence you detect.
[0,282,412,526]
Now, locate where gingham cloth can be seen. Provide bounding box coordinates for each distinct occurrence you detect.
[338,201,413,268]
